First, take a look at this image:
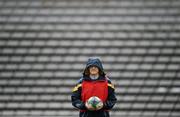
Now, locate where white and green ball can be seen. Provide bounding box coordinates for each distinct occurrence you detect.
[87,96,103,110]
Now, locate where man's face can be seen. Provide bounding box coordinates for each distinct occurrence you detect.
[89,66,99,75]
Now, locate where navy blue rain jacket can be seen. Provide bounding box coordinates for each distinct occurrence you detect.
[71,58,117,117]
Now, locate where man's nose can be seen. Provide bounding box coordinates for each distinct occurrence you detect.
[91,66,97,69]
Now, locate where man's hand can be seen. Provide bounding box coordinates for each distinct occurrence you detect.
[85,101,103,111]
[85,101,96,111]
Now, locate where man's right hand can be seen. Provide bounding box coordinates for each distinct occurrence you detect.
[85,101,96,111]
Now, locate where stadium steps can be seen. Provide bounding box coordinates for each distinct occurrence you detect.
[0,0,180,117]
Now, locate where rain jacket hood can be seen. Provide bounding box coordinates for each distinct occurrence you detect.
[83,57,105,77]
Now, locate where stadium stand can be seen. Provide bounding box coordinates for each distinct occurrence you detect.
[0,0,180,117]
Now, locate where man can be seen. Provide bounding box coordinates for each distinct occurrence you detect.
[71,57,117,117]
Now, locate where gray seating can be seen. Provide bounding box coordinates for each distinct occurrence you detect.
[0,0,180,117]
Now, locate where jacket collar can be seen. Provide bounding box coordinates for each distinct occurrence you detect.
[83,75,106,81]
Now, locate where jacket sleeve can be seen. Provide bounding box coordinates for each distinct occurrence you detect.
[71,79,87,110]
[103,79,117,110]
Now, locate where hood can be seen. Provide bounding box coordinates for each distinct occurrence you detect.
[83,57,105,77]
